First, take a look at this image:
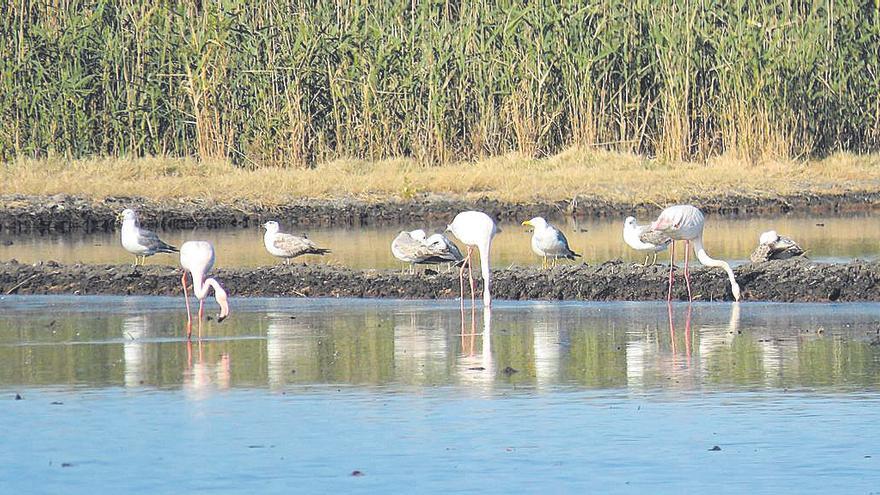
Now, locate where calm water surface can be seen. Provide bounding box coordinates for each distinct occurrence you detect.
[1,213,878,268]
[1,296,879,493]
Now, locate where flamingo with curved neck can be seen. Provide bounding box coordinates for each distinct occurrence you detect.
[180,241,230,339]
[447,211,497,308]
[649,205,741,302]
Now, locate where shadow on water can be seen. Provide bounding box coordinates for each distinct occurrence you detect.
[1,296,879,393]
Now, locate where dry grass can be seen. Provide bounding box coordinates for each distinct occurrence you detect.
[2,149,880,205]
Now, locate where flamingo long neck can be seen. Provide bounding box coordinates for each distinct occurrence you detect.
[478,241,492,307]
[693,237,741,301]
[191,272,211,300]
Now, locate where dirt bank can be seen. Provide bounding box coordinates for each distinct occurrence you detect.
[1,191,879,234]
[2,258,877,302]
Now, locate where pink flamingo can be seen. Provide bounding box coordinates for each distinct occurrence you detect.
[180,241,230,339]
[649,205,741,302]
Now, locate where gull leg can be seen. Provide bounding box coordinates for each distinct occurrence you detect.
[643,254,649,267]
[182,271,192,340]
[652,252,658,265]
[667,241,676,302]
[683,240,693,302]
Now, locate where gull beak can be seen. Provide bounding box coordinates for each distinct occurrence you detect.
[521,220,532,227]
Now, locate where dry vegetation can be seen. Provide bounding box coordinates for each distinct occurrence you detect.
[3,150,879,205]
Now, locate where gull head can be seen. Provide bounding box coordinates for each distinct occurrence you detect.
[409,229,428,243]
[263,221,280,234]
[624,216,637,228]
[758,230,779,245]
[119,208,137,223]
[522,217,547,230]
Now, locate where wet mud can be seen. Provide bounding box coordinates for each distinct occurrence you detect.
[2,191,880,234]
[2,258,877,302]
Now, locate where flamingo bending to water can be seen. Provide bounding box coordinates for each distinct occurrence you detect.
[180,241,230,339]
[648,205,741,302]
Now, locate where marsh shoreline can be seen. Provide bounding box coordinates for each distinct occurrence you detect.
[2,191,879,234]
[2,258,877,302]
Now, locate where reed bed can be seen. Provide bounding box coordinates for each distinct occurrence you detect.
[1,0,878,166]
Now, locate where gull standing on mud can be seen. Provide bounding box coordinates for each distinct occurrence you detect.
[623,216,672,266]
[749,230,806,263]
[119,208,178,266]
[647,205,741,302]
[521,217,581,268]
[180,241,230,339]
[263,221,331,265]
[391,229,462,273]
[447,211,498,308]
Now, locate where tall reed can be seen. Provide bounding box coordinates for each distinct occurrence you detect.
[0,0,878,166]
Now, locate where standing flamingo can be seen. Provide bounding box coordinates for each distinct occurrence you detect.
[648,205,741,302]
[447,211,498,308]
[180,241,230,339]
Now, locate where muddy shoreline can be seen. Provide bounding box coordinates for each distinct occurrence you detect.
[2,258,878,302]
[2,191,879,234]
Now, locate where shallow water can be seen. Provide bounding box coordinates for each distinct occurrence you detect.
[1,213,878,269]
[1,296,879,492]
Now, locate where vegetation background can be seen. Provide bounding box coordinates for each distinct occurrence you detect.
[2,0,879,170]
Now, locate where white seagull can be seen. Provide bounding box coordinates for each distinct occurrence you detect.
[647,204,741,302]
[623,216,672,266]
[391,229,461,273]
[179,241,230,339]
[263,221,331,265]
[749,230,806,263]
[521,217,581,268]
[119,208,178,266]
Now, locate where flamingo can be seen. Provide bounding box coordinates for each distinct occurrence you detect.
[119,209,178,266]
[180,241,230,339]
[648,205,741,302]
[521,217,581,268]
[447,211,498,308]
[262,221,331,265]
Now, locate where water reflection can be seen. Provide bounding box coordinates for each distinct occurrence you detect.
[2,213,879,269]
[1,298,879,394]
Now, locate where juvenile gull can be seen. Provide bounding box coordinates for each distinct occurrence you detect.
[263,221,330,265]
[119,208,178,266]
[749,230,806,263]
[391,229,456,273]
[521,217,581,268]
[623,216,672,266]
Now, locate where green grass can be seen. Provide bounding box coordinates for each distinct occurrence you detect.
[1,0,878,166]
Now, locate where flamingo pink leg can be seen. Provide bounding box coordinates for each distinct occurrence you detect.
[182,271,192,339]
[683,240,693,302]
[197,300,205,339]
[467,254,476,309]
[667,241,676,302]
[459,247,472,316]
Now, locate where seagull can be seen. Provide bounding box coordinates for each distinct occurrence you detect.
[521,217,581,268]
[647,205,741,302]
[263,221,331,265]
[623,216,672,265]
[179,241,230,339]
[391,229,456,273]
[448,211,498,308]
[425,233,465,270]
[119,208,178,266]
[749,230,806,263]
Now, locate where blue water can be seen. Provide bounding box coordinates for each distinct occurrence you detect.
[1,297,879,493]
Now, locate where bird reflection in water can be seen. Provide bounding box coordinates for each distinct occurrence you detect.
[183,339,231,400]
[667,302,694,366]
